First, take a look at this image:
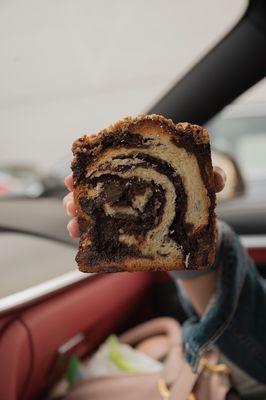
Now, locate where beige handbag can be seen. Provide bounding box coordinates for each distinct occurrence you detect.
[64,318,235,400]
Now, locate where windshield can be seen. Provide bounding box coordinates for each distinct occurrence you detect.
[2,0,266,302]
[1,1,246,173]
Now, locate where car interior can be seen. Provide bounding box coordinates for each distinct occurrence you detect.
[0,0,266,399]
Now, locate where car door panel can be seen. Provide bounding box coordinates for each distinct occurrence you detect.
[0,272,154,400]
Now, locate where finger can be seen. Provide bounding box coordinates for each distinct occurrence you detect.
[62,192,74,208]
[66,200,78,217]
[213,166,226,193]
[67,218,80,237]
[64,175,74,191]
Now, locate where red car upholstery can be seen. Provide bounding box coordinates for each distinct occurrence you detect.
[248,248,266,265]
[1,247,265,400]
[0,272,154,400]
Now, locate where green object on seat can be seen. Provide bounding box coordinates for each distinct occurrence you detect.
[108,335,139,372]
[65,356,82,384]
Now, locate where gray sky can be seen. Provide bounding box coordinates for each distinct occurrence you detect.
[1,0,265,170]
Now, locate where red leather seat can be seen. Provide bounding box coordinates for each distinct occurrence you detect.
[0,272,154,400]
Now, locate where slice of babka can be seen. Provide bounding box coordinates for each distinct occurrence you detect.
[71,114,216,273]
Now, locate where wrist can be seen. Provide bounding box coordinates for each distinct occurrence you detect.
[179,269,218,315]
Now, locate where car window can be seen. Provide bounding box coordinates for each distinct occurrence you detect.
[1,0,246,171]
[4,0,266,302]
[238,134,266,179]
[208,116,266,181]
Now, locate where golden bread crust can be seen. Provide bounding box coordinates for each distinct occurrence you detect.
[72,114,216,273]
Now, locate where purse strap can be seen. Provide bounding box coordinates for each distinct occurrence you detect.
[119,317,181,348]
[119,317,200,399]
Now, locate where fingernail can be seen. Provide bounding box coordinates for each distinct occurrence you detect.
[67,220,71,231]
[66,202,72,216]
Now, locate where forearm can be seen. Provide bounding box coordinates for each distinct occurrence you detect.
[171,221,266,382]
[178,270,218,316]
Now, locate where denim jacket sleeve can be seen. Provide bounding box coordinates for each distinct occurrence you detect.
[172,221,266,384]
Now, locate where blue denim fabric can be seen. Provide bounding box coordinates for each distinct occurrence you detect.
[173,221,266,384]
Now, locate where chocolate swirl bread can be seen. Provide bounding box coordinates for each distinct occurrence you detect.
[72,114,216,273]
